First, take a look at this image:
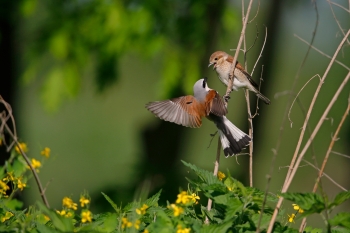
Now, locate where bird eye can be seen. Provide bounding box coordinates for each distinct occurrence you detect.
[214,57,218,60]
[202,79,206,88]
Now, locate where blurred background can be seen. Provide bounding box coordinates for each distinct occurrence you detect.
[0,0,349,227]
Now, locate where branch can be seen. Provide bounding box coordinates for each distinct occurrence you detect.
[0,96,50,208]
[267,29,350,233]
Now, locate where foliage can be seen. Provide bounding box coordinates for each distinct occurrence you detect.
[1,143,349,232]
[19,0,239,111]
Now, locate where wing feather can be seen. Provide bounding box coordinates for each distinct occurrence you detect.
[146,96,203,128]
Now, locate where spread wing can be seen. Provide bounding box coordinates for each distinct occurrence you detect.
[226,56,259,89]
[146,96,203,128]
[206,90,228,116]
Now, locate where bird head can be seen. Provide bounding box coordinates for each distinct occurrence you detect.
[208,51,227,70]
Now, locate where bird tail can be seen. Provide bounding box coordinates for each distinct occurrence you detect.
[217,116,251,157]
[255,92,271,105]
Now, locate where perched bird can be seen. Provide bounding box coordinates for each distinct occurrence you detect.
[208,51,271,105]
[146,78,250,157]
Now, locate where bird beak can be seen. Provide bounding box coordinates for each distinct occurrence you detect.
[208,62,216,70]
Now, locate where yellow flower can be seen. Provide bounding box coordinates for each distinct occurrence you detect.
[188,193,200,204]
[121,217,133,229]
[44,215,50,221]
[79,196,90,207]
[0,180,10,194]
[17,177,26,191]
[292,204,304,213]
[134,219,141,229]
[41,147,51,158]
[56,210,67,216]
[32,158,41,169]
[62,197,78,210]
[217,171,226,181]
[1,211,14,222]
[176,191,190,204]
[143,229,149,233]
[288,213,296,223]
[177,224,191,233]
[15,142,28,154]
[168,204,184,217]
[3,172,15,182]
[81,210,92,223]
[136,204,149,215]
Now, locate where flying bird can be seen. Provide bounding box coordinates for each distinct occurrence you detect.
[146,78,250,157]
[209,51,271,105]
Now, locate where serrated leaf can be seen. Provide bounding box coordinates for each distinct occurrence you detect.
[200,220,233,233]
[144,189,162,207]
[329,191,350,208]
[84,213,118,233]
[182,161,222,186]
[329,212,350,229]
[281,192,325,215]
[224,198,242,222]
[101,192,120,214]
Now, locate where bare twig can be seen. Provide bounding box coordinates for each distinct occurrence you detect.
[265,3,320,232]
[288,74,321,127]
[205,138,221,224]
[267,29,350,233]
[331,150,350,159]
[327,0,350,45]
[251,26,267,76]
[295,35,350,71]
[301,159,347,191]
[207,0,255,223]
[0,96,50,208]
[299,95,350,230]
[327,0,350,13]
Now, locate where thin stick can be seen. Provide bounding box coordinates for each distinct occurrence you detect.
[301,159,347,191]
[331,151,350,159]
[207,0,254,223]
[295,35,350,71]
[299,95,350,230]
[0,96,50,208]
[267,30,350,233]
[205,138,221,224]
[225,0,254,98]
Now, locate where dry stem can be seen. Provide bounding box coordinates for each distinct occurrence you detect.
[0,96,50,208]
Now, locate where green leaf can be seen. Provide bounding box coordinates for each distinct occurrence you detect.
[200,220,233,233]
[182,161,222,186]
[144,189,162,207]
[101,192,120,214]
[281,192,325,215]
[36,223,60,233]
[329,212,350,229]
[224,198,243,222]
[82,213,118,233]
[251,213,271,231]
[329,191,350,208]
[37,202,74,232]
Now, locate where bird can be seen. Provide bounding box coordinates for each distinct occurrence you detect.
[208,51,271,105]
[145,78,251,157]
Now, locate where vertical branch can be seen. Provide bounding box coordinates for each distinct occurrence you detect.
[207,0,254,223]
[241,0,254,188]
[267,68,350,232]
[205,138,221,224]
[299,97,350,230]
